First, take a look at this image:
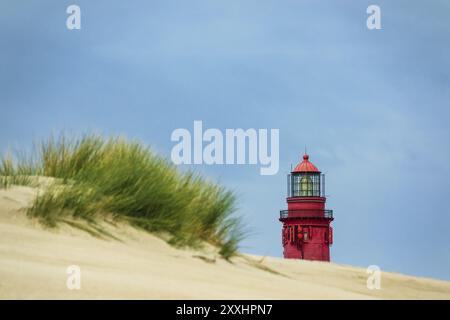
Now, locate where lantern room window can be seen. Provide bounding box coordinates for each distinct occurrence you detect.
[300,175,312,196]
[288,172,324,197]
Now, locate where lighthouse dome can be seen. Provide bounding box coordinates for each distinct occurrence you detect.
[292,154,320,173]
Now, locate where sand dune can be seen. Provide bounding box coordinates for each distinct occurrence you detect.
[1,186,449,299]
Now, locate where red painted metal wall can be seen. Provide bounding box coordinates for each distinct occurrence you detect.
[282,219,332,260]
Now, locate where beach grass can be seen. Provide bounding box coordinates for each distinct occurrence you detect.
[0,134,244,259]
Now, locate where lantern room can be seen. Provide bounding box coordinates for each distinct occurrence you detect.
[287,154,325,198]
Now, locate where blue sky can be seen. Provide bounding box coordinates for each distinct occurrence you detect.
[1,1,450,280]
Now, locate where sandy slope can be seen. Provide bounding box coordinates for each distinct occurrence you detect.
[0,186,449,299]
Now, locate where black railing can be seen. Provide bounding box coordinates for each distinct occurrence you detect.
[279,209,333,220]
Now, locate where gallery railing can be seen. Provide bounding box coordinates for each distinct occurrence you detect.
[279,209,333,220]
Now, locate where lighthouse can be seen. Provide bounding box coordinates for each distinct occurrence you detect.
[279,153,334,261]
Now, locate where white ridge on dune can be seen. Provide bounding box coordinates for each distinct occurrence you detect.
[1,186,449,299]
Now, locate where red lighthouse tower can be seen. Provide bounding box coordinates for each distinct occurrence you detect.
[279,153,334,261]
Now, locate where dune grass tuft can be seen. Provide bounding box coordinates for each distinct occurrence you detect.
[0,151,35,188]
[0,134,244,259]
